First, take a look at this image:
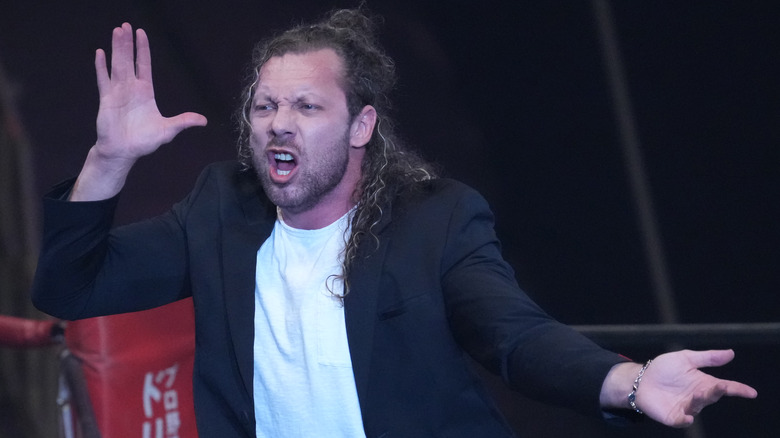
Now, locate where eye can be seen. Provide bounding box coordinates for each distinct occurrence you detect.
[252,102,276,114]
[296,102,321,113]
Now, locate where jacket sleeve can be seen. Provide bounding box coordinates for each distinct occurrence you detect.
[31,173,202,320]
[439,184,627,418]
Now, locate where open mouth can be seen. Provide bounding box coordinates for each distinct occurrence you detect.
[269,151,297,177]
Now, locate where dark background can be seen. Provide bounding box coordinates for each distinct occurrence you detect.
[2,1,777,437]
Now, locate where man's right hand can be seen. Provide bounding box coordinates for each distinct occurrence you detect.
[70,23,207,201]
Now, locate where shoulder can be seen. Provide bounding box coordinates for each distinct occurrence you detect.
[398,177,478,201]
[387,178,493,228]
[174,161,273,217]
[187,161,262,197]
[395,178,489,211]
[197,160,250,184]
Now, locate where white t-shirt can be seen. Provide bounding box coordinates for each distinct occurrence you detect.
[253,210,365,437]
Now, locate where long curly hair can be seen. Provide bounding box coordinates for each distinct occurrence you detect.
[235,7,437,297]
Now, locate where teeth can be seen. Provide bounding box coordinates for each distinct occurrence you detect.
[276,169,291,176]
[274,153,293,161]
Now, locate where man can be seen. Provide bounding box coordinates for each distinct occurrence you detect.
[32,8,756,437]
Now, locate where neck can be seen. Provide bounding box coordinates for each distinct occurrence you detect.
[279,198,356,230]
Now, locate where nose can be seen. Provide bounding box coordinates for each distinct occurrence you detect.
[270,105,295,140]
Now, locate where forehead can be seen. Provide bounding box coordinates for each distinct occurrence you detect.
[255,49,347,98]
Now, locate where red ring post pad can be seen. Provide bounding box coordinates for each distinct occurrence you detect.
[65,298,197,437]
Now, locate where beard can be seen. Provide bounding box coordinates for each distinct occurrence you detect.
[254,128,352,215]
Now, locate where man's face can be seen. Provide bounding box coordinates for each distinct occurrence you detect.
[249,49,358,217]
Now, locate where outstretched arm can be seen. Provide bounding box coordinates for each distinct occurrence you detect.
[71,23,207,201]
[599,349,757,427]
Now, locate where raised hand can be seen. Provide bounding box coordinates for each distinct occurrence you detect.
[633,349,757,427]
[71,23,207,201]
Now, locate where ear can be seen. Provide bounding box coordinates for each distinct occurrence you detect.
[349,105,377,149]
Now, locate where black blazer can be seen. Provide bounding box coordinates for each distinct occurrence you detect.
[33,161,624,437]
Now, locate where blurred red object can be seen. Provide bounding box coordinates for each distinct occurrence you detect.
[0,315,62,348]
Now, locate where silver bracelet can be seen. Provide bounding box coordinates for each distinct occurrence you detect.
[627,359,653,414]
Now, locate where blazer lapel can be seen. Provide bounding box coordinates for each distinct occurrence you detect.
[221,173,276,398]
[344,203,394,404]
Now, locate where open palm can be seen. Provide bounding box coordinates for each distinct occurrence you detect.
[93,23,206,162]
[638,350,757,427]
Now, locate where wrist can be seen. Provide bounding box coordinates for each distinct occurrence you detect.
[627,360,653,413]
[70,145,135,201]
[599,361,644,409]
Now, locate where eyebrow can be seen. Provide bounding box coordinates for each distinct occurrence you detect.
[253,89,324,104]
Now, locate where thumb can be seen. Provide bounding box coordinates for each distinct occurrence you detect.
[164,112,208,141]
[170,112,208,130]
[685,349,736,369]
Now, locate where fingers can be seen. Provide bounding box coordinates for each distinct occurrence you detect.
[135,28,152,82]
[95,23,134,98]
[673,380,756,429]
[666,385,725,428]
[721,379,758,398]
[111,23,135,81]
[676,415,695,428]
[95,48,109,96]
[96,23,152,97]
[689,383,727,414]
[104,23,151,81]
[680,376,757,424]
[684,350,758,399]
